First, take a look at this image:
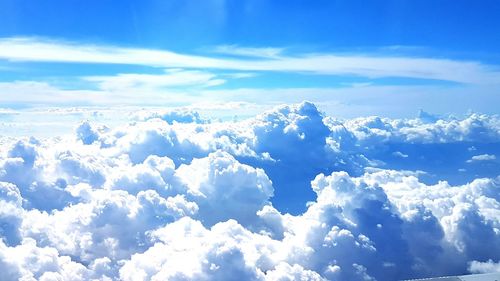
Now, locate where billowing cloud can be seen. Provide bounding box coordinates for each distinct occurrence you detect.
[468,260,500,273]
[131,108,207,124]
[0,102,499,280]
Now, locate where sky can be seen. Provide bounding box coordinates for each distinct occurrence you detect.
[0,0,500,117]
[1,2,500,281]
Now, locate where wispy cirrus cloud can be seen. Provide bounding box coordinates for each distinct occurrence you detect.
[1,37,500,84]
[84,69,226,92]
[0,80,211,107]
[211,45,284,58]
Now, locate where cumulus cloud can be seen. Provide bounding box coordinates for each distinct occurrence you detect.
[131,108,207,124]
[174,151,273,226]
[468,260,500,273]
[467,154,497,163]
[0,102,499,280]
[0,238,92,281]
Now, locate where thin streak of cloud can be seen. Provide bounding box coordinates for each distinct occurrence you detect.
[212,45,284,58]
[1,37,500,84]
[84,69,225,92]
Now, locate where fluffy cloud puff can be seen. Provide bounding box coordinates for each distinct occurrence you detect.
[131,109,207,124]
[0,102,499,280]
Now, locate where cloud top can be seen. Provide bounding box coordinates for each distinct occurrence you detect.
[0,102,499,280]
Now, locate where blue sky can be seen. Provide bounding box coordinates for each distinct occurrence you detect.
[2,2,500,279]
[1,0,500,116]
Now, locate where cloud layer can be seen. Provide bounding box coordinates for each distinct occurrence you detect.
[0,102,499,280]
[2,37,500,84]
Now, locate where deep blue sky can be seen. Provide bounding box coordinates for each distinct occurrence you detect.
[1,0,500,54]
[0,0,499,116]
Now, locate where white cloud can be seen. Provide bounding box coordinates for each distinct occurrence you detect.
[1,37,500,84]
[175,151,274,226]
[467,154,497,163]
[0,102,499,280]
[343,113,500,144]
[0,80,213,107]
[1,79,500,120]
[468,260,500,273]
[119,217,277,281]
[212,45,284,58]
[131,108,207,124]
[85,69,226,92]
[0,238,94,281]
